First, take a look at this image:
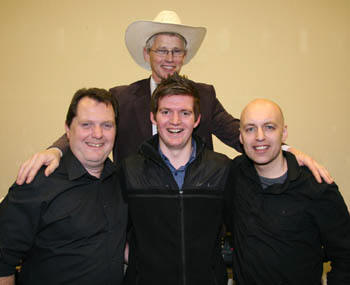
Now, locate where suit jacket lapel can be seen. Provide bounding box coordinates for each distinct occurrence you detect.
[132,78,153,140]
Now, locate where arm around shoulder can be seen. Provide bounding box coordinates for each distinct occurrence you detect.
[16,135,65,185]
[206,85,242,152]
[51,133,69,154]
[287,147,333,184]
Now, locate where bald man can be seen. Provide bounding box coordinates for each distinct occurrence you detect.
[224,99,350,284]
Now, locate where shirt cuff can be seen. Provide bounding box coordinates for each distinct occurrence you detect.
[281,144,291,151]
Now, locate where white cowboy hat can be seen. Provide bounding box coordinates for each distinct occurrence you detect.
[125,10,207,70]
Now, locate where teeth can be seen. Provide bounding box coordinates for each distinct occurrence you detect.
[255,146,267,150]
[87,143,103,147]
[162,66,175,70]
[168,129,181,133]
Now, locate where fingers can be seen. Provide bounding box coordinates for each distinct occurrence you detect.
[314,162,334,184]
[305,159,334,184]
[15,149,62,185]
[25,157,45,184]
[16,154,40,185]
[124,242,129,264]
[308,161,322,184]
[44,159,60,177]
[16,162,27,185]
[289,147,334,184]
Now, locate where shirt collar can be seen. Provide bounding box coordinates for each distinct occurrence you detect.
[150,77,158,135]
[150,76,158,94]
[241,151,302,194]
[159,139,197,170]
[63,148,116,181]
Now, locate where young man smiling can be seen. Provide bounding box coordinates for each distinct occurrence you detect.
[121,73,230,285]
[150,89,201,169]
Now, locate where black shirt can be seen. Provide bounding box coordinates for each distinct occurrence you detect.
[0,149,127,285]
[224,152,350,285]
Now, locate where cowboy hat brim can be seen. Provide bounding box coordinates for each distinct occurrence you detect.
[125,20,207,70]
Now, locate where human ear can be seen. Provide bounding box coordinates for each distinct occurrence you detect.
[65,124,71,139]
[282,125,288,143]
[150,112,157,125]
[143,47,150,63]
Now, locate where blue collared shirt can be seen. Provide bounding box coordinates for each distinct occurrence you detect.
[159,140,197,192]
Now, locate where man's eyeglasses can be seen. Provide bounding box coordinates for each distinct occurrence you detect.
[150,49,186,57]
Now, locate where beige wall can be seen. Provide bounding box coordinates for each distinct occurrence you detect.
[0,0,349,208]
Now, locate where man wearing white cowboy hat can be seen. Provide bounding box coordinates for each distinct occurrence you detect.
[16,10,332,186]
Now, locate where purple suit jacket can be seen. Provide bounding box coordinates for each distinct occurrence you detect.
[53,78,241,161]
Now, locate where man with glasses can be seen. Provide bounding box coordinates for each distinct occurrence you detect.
[16,11,332,189]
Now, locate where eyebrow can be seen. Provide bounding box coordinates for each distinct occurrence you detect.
[242,123,256,127]
[242,121,278,128]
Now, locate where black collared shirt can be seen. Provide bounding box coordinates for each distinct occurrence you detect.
[0,149,127,285]
[224,152,350,285]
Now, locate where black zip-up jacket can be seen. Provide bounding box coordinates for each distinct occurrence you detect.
[121,135,230,285]
[224,152,350,285]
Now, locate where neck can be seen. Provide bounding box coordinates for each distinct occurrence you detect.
[86,166,103,178]
[254,152,287,179]
[151,74,161,84]
[159,140,193,170]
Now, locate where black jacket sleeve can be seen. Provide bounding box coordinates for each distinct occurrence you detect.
[0,182,43,276]
[309,183,350,284]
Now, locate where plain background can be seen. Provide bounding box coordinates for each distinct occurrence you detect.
[0,0,349,210]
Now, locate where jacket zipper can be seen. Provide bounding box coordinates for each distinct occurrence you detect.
[142,140,205,285]
[179,192,186,285]
[179,156,197,285]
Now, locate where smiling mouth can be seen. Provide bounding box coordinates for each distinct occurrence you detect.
[254,145,268,151]
[86,142,104,147]
[161,65,176,70]
[167,129,183,134]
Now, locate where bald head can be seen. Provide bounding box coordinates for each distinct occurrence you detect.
[239,99,288,175]
[240,99,285,129]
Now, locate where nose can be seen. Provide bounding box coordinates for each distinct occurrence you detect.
[164,51,174,62]
[170,112,180,125]
[92,125,103,138]
[256,127,265,141]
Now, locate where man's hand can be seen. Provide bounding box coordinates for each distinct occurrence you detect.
[124,242,129,264]
[16,148,62,185]
[0,275,15,285]
[287,147,333,184]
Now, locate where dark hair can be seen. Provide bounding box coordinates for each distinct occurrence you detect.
[65,88,118,127]
[151,73,200,120]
